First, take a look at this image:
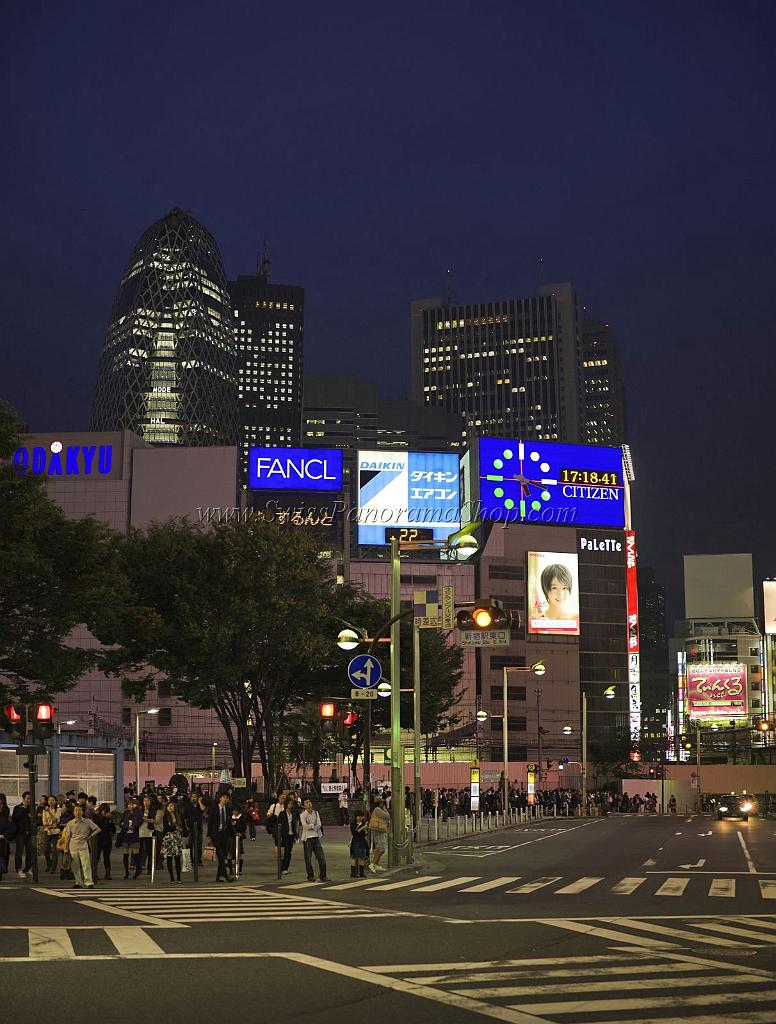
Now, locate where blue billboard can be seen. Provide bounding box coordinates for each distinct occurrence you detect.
[248,447,343,491]
[357,450,460,545]
[478,438,625,528]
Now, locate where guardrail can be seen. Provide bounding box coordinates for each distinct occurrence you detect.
[415,805,547,845]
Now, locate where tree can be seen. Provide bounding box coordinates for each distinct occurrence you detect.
[94,518,335,788]
[0,402,120,706]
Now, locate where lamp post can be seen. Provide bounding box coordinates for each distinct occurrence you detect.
[501,661,545,815]
[581,685,615,802]
[134,707,159,794]
[211,742,218,790]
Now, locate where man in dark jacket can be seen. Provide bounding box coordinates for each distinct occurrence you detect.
[207,792,235,882]
[11,792,33,878]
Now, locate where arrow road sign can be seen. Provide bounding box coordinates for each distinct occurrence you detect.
[347,654,382,689]
[678,859,707,869]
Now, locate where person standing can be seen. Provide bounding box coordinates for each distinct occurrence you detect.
[0,793,11,884]
[62,804,100,889]
[95,803,115,880]
[156,799,187,883]
[11,792,33,878]
[137,795,156,877]
[338,789,350,825]
[207,792,235,882]
[117,798,143,878]
[42,796,62,874]
[300,798,328,882]
[368,796,391,873]
[277,796,300,874]
[349,810,370,877]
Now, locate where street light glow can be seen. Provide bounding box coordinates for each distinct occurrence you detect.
[147,707,160,715]
[531,660,546,676]
[337,627,361,651]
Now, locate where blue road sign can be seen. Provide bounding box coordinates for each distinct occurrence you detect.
[347,655,382,689]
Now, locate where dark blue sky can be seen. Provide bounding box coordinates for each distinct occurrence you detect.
[2,1,774,618]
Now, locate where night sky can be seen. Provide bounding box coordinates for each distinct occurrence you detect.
[2,2,774,619]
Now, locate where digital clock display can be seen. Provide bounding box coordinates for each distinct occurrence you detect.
[560,468,620,486]
[384,527,434,543]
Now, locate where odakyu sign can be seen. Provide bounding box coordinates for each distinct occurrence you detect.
[248,447,343,491]
[14,441,113,476]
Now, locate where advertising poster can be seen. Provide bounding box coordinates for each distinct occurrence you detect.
[248,447,343,491]
[478,438,625,529]
[357,450,460,545]
[527,551,580,635]
[686,663,748,720]
[764,581,776,635]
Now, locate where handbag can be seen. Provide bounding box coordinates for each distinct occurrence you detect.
[202,845,216,862]
[369,811,388,832]
[181,847,192,873]
[56,831,69,853]
[264,813,276,835]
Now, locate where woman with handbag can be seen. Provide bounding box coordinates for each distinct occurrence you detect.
[137,795,155,877]
[156,799,187,883]
[42,796,62,874]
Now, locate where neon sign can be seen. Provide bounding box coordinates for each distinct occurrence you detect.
[14,442,113,477]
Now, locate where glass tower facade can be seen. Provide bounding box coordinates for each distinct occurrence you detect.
[92,209,238,446]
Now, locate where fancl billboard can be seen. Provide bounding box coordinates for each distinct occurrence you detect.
[357,450,460,545]
[248,448,343,491]
[478,438,625,529]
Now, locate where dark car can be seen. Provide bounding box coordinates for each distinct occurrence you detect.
[717,795,754,821]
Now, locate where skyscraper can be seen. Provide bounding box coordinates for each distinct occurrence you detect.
[412,283,628,446]
[580,318,627,445]
[228,252,304,484]
[92,209,238,446]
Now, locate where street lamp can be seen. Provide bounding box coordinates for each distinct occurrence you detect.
[211,741,218,787]
[581,686,615,801]
[134,707,159,793]
[497,661,545,815]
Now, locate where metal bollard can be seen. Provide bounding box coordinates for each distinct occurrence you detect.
[234,834,240,879]
[151,834,156,885]
[456,817,460,837]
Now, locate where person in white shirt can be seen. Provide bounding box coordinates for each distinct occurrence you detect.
[337,789,350,825]
[62,805,100,888]
[300,798,328,881]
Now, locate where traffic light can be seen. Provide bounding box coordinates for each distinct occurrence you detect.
[320,702,336,734]
[648,766,656,777]
[3,705,27,741]
[33,703,55,741]
[456,599,512,631]
[343,711,358,729]
[679,733,693,751]
[757,720,772,734]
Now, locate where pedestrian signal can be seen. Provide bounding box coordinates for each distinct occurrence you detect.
[33,703,55,741]
[3,705,26,740]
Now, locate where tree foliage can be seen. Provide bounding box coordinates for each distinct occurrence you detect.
[0,402,119,706]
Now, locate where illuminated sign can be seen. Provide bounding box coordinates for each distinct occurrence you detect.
[14,441,113,477]
[248,447,343,491]
[764,582,776,635]
[578,534,623,553]
[686,663,748,720]
[357,450,460,545]
[478,438,625,528]
[526,551,580,635]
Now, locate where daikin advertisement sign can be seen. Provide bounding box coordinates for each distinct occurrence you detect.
[478,438,625,528]
[248,448,343,491]
[357,450,460,545]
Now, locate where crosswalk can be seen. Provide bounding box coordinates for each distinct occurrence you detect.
[364,947,776,1023]
[0,926,167,960]
[51,884,396,924]
[278,872,776,902]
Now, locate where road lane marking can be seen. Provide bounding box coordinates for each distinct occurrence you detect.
[458,972,760,999]
[369,875,441,891]
[507,877,562,894]
[412,876,480,892]
[610,877,647,894]
[325,877,383,890]
[105,927,165,956]
[523,988,776,1016]
[537,918,678,948]
[460,877,521,893]
[655,877,689,896]
[708,878,735,897]
[77,899,182,926]
[365,955,640,973]
[28,928,76,959]
[689,920,776,944]
[642,858,657,866]
[738,830,757,873]
[555,877,603,895]
[418,961,718,984]
[609,918,750,947]
[759,880,776,899]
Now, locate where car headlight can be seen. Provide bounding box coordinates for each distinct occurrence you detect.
[719,805,728,812]
[740,802,752,812]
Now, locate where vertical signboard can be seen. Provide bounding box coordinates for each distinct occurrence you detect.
[625,530,641,740]
[764,581,776,635]
[470,763,480,813]
[686,663,748,720]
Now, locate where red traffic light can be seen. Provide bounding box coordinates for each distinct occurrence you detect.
[343,711,358,727]
[320,702,336,719]
[4,705,22,723]
[35,704,54,722]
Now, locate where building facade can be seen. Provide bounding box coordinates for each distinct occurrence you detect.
[580,318,627,446]
[228,255,304,483]
[92,209,238,447]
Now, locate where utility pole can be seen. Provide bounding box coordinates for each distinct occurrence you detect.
[581,691,588,800]
[536,688,543,790]
[389,535,403,864]
[502,666,509,816]
[413,624,422,832]
[696,721,702,809]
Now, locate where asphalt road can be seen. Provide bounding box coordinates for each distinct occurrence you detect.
[3,814,776,1023]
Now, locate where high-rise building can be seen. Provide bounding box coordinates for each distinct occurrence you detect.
[92,209,238,446]
[637,566,670,744]
[303,376,464,452]
[228,253,304,484]
[412,284,629,448]
[411,282,582,443]
[581,318,627,445]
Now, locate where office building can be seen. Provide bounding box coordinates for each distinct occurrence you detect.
[228,253,304,483]
[303,376,464,452]
[92,209,238,447]
[580,318,627,445]
[638,567,670,744]
[412,284,629,449]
